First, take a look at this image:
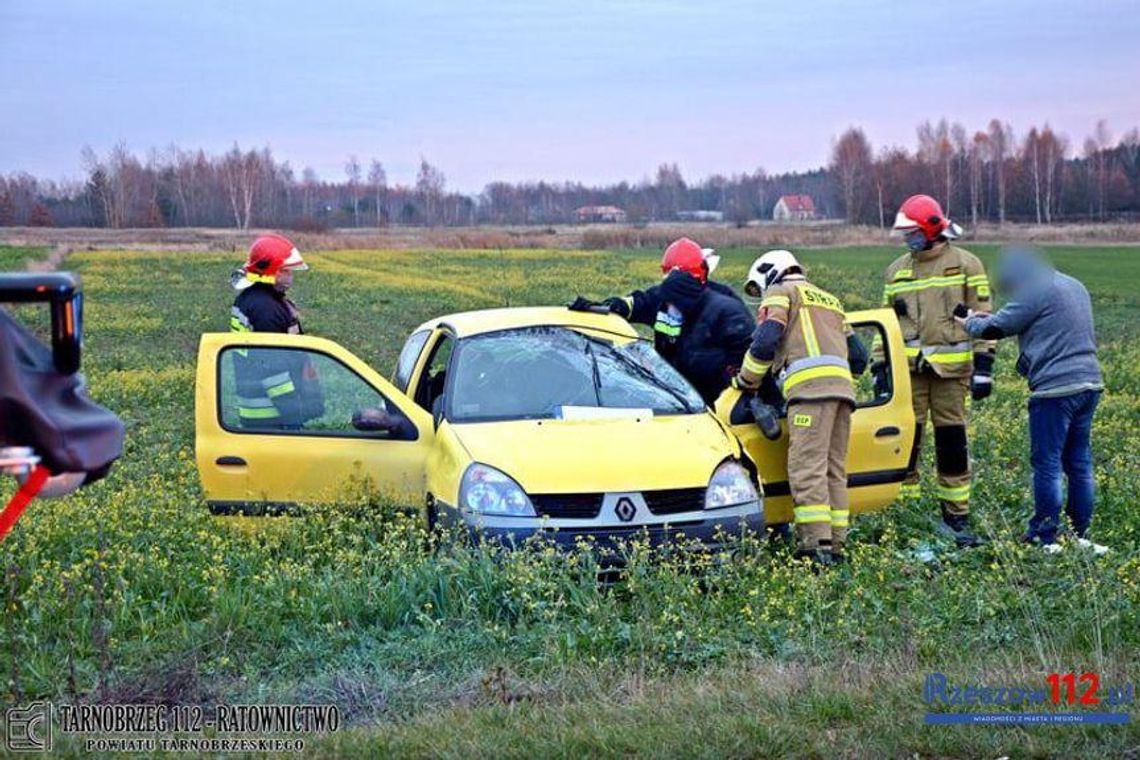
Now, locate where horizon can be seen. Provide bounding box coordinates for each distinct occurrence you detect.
[2,0,1139,193]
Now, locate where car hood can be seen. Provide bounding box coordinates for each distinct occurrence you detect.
[448,412,739,494]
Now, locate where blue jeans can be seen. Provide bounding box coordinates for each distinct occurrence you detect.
[1026,390,1101,543]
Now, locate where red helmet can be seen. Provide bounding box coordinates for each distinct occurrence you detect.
[661,237,710,283]
[236,234,307,289]
[892,194,956,241]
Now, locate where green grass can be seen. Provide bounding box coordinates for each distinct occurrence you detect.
[2,243,1139,758]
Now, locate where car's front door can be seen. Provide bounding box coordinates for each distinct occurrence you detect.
[195,332,434,513]
[715,308,916,524]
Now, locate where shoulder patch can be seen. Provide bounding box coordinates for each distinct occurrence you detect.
[892,268,914,281]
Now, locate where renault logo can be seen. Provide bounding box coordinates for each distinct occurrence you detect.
[615,497,637,523]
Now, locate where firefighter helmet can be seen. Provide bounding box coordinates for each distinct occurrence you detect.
[745,250,801,297]
[234,234,308,290]
[660,238,718,283]
[892,194,959,241]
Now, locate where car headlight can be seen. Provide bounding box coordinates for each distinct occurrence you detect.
[705,460,758,509]
[459,463,536,517]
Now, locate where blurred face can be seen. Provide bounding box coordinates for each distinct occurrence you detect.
[904,228,929,253]
[275,268,294,292]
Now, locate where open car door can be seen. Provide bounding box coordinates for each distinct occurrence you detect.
[715,308,916,525]
[195,332,434,514]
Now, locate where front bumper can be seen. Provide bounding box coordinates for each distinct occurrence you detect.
[437,498,765,560]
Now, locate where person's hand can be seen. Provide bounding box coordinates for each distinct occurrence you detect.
[952,303,974,327]
[601,296,631,319]
[352,407,400,432]
[568,295,601,312]
[731,374,759,392]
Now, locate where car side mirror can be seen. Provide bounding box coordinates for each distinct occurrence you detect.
[352,407,401,433]
[0,272,83,374]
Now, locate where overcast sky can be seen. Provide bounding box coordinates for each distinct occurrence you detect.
[2,0,1138,192]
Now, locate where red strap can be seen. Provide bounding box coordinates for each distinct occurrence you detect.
[0,465,50,542]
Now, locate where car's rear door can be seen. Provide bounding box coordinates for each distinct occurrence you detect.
[715,308,915,524]
[195,332,434,513]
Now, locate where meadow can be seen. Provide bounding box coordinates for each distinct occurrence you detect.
[1,241,1139,758]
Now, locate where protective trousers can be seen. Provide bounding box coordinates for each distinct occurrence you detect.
[904,371,971,516]
[787,399,852,552]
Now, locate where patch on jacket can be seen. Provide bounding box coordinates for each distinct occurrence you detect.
[942,266,962,276]
[892,268,914,281]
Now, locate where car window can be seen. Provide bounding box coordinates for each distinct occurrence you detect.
[854,322,892,408]
[414,334,455,413]
[446,327,704,422]
[219,346,413,438]
[393,329,431,392]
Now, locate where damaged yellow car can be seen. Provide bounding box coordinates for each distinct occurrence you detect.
[195,306,915,547]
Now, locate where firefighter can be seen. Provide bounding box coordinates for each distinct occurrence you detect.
[229,234,322,429]
[878,194,995,547]
[569,237,754,405]
[734,250,868,564]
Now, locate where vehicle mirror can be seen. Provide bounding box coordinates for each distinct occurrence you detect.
[352,407,400,433]
[0,272,83,374]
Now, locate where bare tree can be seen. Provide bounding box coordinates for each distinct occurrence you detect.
[368,159,387,226]
[967,132,987,226]
[416,157,446,225]
[830,127,873,223]
[987,119,1013,224]
[345,155,362,227]
[220,144,260,229]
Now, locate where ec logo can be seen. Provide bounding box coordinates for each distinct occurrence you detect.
[5,702,52,752]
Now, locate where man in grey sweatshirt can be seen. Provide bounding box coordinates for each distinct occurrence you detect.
[957,247,1104,550]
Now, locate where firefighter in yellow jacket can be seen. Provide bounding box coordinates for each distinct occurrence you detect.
[734,250,868,565]
[877,195,995,547]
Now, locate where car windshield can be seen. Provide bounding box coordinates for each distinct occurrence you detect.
[446,326,705,422]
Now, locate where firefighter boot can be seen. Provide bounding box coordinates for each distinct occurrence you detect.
[937,506,985,548]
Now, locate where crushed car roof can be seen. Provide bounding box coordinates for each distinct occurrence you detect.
[413,306,641,339]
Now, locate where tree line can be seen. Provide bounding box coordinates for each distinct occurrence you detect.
[2,118,1138,229]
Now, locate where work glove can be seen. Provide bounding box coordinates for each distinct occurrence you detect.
[567,295,600,312]
[601,296,631,319]
[747,396,783,441]
[731,373,759,392]
[870,360,890,398]
[971,352,995,401]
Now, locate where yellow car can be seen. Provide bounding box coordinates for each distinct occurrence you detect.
[195,306,915,547]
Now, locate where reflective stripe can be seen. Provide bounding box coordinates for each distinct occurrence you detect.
[236,396,274,408]
[936,484,970,502]
[795,285,845,314]
[230,318,250,333]
[653,321,681,337]
[260,372,291,389]
[622,296,634,313]
[786,354,849,375]
[800,307,820,356]
[760,295,790,310]
[922,342,972,365]
[884,273,967,296]
[783,364,852,393]
[265,380,296,398]
[238,406,281,420]
[966,275,989,286]
[245,273,277,285]
[742,352,771,375]
[830,509,850,527]
[794,504,831,524]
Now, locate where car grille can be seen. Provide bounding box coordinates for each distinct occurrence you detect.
[530,493,603,519]
[643,487,706,515]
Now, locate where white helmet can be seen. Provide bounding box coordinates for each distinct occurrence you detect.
[745,250,801,298]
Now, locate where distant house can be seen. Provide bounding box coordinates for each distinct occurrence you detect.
[575,205,627,224]
[677,210,724,222]
[773,195,817,221]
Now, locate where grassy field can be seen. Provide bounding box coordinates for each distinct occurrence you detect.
[2,242,1139,757]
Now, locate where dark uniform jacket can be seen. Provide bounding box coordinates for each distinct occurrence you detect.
[230,284,322,427]
[627,278,754,405]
